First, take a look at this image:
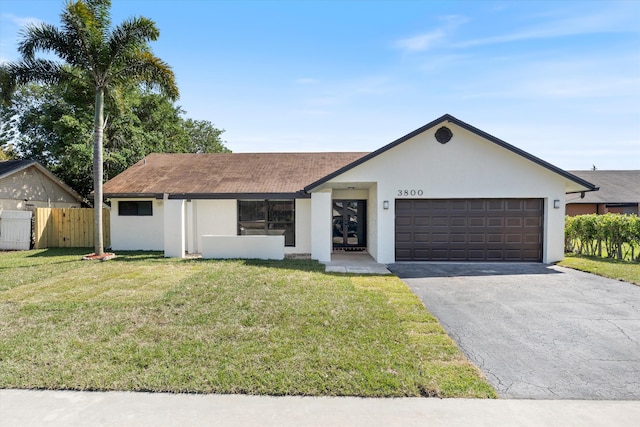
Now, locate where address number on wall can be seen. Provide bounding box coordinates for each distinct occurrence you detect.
[397,189,424,196]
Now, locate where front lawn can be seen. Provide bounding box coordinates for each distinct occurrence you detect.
[0,249,495,398]
[559,253,640,286]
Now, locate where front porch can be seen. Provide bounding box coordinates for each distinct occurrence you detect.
[321,252,391,275]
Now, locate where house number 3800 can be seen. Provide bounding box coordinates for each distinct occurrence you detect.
[398,189,424,196]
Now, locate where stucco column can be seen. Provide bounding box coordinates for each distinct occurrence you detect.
[185,200,194,254]
[310,191,332,262]
[164,198,185,258]
[544,194,566,263]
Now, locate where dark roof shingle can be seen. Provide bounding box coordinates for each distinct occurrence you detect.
[103,152,369,197]
[0,159,37,178]
[567,170,640,204]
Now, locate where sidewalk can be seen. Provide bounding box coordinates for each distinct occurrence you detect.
[2,390,639,427]
[322,252,391,274]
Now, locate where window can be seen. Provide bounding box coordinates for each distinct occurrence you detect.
[238,200,295,246]
[119,201,153,216]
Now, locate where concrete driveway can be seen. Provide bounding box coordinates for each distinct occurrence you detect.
[388,263,640,400]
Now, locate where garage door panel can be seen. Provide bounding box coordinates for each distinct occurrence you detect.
[525,233,541,243]
[488,201,505,211]
[432,217,449,227]
[506,218,523,227]
[396,199,413,209]
[451,200,467,210]
[506,200,523,210]
[525,199,543,210]
[395,198,542,262]
[450,217,467,227]
[413,233,430,242]
[414,216,430,226]
[395,232,412,243]
[432,233,449,243]
[469,218,486,227]
[487,217,504,227]
[469,233,485,243]
[487,233,504,243]
[506,234,523,243]
[525,217,542,227]
[523,249,541,259]
[396,217,412,227]
[450,233,467,243]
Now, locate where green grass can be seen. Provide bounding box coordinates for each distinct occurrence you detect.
[0,249,495,398]
[559,253,640,286]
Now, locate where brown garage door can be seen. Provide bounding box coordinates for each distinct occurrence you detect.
[395,199,543,262]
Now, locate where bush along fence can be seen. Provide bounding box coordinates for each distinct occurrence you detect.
[565,213,640,262]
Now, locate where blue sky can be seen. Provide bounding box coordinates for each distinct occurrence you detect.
[1,0,639,170]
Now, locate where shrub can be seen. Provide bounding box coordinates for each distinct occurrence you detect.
[565,213,640,262]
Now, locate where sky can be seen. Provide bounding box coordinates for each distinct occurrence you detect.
[1,0,639,170]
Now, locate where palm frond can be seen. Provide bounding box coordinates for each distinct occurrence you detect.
[18,23,69,60]
[110,51,179,100]
[108,17,159,62]
[4,59,67,86]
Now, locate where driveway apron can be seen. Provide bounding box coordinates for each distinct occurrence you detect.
[388,263,640,400]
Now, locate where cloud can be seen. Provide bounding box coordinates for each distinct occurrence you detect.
[295,77,318,85]
[395,30,446,52]
[394,15,468,53]
[2,13,43,28]
[454,6,639,48]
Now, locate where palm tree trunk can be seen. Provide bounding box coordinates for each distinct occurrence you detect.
[93,87,104,256]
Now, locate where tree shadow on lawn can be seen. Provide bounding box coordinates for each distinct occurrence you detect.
[23,249,167,262]
[25,248,92,257]
[564,253,639,265]
[230,258,327,273]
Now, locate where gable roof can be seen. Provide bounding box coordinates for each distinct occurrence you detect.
[102,152,368,199]
[304,114,598,193]
[0,159,84,203]
[566,170,639,204]
[0,159,35,178]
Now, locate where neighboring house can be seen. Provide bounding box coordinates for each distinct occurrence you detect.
[103,114,597,264]
[0,160,83,211]
[565,170,639,216]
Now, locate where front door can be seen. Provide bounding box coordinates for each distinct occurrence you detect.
[332,200,367,251]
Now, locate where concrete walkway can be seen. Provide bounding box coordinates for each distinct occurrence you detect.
[2,390,640,427]
[322,252,391,274]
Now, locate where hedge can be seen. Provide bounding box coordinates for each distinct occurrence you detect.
[565,213,640,262]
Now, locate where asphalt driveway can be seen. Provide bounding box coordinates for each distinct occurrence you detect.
[388,263,640,400]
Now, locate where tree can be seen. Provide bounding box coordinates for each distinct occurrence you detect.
[1,0,178,256]
[2,82,229,197]
[182,119,230,154]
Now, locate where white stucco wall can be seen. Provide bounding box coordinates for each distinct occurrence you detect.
[292,198,311,255]
[164,199,185,258]
[109,198,164,250]
[311,191,332,262]
[193,199,237,253]
[0,167,80,210]
[192,198,311,256]
[201,235,284,260]
[320,122,569,264]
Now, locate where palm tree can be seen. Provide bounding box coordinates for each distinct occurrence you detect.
[2,0,178,256]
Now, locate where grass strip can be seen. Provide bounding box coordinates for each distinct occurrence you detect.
[558,254,640,286]
[0,249,495,397]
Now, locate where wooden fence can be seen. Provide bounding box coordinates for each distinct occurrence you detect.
[34,208,110,249]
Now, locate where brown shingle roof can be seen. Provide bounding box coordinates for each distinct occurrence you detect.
[567,170,640,204]
[103,152,369,197]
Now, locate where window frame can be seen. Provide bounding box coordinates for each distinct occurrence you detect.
[118,200,153,216]
[237,199,295,247]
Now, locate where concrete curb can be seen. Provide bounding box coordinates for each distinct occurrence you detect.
[2,389,639,427]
